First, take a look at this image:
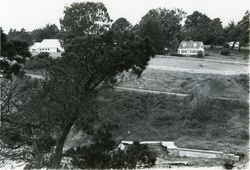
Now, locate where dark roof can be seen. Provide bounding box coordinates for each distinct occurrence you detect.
[178,41,203,49]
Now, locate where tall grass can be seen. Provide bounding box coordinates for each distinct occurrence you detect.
[189,85,211,121]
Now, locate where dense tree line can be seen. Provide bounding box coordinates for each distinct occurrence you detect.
[30,24,60,42]
[4,9,249,54]
[111,9,248,53]
[7,24,60,45]
[140,9,249,52]
[184,10,249,50]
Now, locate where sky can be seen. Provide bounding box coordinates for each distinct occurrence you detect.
[0,0,249,33]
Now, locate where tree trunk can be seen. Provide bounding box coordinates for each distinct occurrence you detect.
[230,41,236,50]
[50,121,74,168]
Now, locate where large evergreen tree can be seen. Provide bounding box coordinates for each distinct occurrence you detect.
[0,2,155,169]
[207,18,226,48]
[184,11,211,43]
[110,17,133,44]
[238,11,249,48]
[137,8,186,53]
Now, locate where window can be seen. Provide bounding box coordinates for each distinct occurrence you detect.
[183,43,186,47]
[181,50,187,53]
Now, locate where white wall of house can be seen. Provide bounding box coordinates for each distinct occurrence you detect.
[32,47,59,53]
[178,48,204,55]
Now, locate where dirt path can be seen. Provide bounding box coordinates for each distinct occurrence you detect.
[116,86,188,97]
[148,57,249,75]
[115,86,247,102]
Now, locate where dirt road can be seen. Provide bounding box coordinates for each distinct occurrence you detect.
[116,86,247,102]
[148,56,249,75]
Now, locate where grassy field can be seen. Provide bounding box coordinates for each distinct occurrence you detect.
[204,47,249,61]
[98,91,249,156]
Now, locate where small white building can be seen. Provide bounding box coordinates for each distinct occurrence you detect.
[30,39,64,53]
[227,41,239,48]
[178,41,204,56]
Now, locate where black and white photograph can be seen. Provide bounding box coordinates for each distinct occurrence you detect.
[0,0,249,169]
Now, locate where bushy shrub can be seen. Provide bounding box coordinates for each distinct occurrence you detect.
[189,86,211,121]
[66,124,156,169]
[158,48,168,55]
[222,159,235,169]
[197,50,204,58]
[223,43,230,48]
[114,141,157,169]
[36,52,50,58]
[220,49,231,56]
[24,53,52,70]
[235,152,246,162]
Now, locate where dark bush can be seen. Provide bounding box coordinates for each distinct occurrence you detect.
[36,52,50,58]
[121,141,157,168]
[222,159,235,169]
[220,49,231,56]
[197,50,204,58]
[66,124,156,169]
[223,43,230,48]
[158,48,168,55]
[108,141,157,169]
[235,152,246,162]
[24,53,52,70]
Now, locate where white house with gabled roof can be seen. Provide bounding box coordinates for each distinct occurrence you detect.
[178,40,205,56]
[30,39,64,53]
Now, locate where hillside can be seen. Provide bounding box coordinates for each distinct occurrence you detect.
[98,91,249,155]
[119,69,249,100]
